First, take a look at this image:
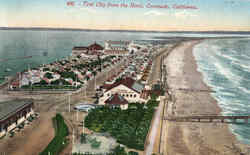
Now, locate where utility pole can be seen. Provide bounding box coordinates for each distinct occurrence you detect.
[7,77,10,92]
[85,86,87,97]
[72,129,75,145]
[94,74,96,91]
[19,72,21,89]
[83,118,85,134]
[76,110,79,121]
[68,93,71,113]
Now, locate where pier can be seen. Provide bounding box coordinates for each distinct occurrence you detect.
[164,115,250,124]
[166,87,216,93]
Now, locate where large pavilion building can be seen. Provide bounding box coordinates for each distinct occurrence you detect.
[104,40,131,50]
[0,100,34,137]
[103,40,132,56]
[99,77,148,106]
[72,42,104,56]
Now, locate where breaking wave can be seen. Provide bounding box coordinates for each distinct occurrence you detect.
[193,38,250,145]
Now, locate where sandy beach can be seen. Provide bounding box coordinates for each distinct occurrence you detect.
[164,40,249,155]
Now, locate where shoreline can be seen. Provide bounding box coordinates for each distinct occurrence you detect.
[164,40,248,154]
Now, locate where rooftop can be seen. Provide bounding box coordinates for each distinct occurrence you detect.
[0,100,33,122]
[106,40,130,45]
[73,42,103,51]
[104,93,129,105]
[105,77,144,93]
[72,46,88,50]
[88,43,104,50]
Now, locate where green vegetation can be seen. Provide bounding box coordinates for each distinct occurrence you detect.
[80,134,87,144]
[59,71,78,81]
[44,72,53,79]
[43,67,50,72]
[88,137,101,149]
[84,98,159,151]
[128,151,139,155]
[111,145,127,155]
[71,145,138,155]
[50,79,71,85]
[40,113,69,155]
[39,80,48,85]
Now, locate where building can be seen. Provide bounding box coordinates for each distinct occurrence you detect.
[104,40,132,56]
[103,49,129,56]
[99,77,147,105]
[0,100,34,137]
[88,42,104,51]
[104,40,131,50]
[104,93,129,110]
[9,80,20,90]
[72,42,104,56]
[72,46,89,55]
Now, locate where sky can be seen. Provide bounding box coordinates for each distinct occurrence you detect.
[0,0,250,31]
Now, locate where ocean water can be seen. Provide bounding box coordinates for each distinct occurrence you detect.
[193,38,250,144]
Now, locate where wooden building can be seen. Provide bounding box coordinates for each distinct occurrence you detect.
[0,100,34,137]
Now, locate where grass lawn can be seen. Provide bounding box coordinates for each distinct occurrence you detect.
[40,113,69,155]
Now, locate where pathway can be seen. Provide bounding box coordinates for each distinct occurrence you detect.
[145,97,164,155]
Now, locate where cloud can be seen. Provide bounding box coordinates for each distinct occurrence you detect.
[144,10,165,16]
[174,11,197,18]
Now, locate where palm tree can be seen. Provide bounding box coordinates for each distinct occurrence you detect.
[86,76,90,81]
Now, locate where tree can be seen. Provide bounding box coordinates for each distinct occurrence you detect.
[98,55,102,72]
[60,71,77,81]
[44,72,53,79]
[51,79,60,85]
[115,77,122,83]
[128,151,138,155]
[84,103,155,151]
[86,76,90,81]
[112,145,127,155]
[92,71,97,76]
[43,67,50,72]
[80,134,87,144]
[40,80,48,85]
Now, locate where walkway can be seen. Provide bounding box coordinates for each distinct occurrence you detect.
[145,97,164,155]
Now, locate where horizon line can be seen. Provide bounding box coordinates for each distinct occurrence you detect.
[1,27,250,34]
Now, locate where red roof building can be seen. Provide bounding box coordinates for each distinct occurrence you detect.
[88,42,104,51]
[99,77,147,105]
[101,84,113,90]
[105,77,143,94]
[10,80,20,89]
[72,42,103,56]
[104,93,129,110]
